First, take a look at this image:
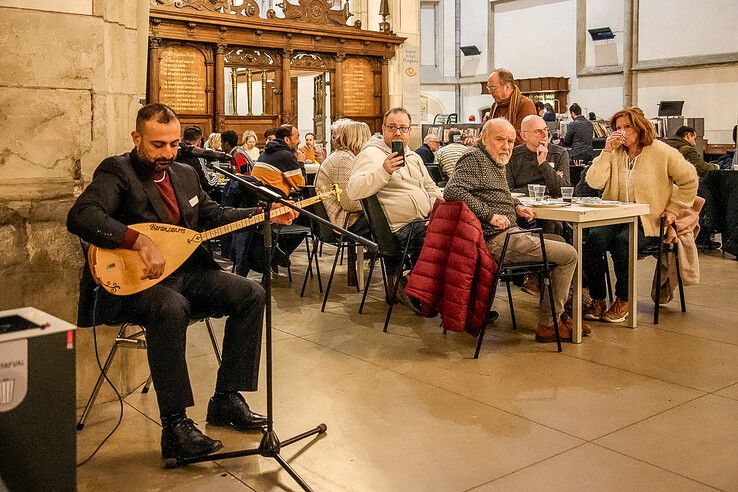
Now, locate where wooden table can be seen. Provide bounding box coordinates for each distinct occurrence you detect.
[521,199,651,343]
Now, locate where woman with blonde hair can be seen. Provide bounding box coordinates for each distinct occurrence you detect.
[315,120,372,234]
[241,130,260,161]
[204,132,221,151]
[582,106,698,322]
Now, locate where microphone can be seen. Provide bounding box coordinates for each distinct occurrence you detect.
[180,145,232,162]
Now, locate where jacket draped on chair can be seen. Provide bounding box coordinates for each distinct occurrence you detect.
[405,200,497,336]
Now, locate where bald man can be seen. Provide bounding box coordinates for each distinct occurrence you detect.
[443,118,587,342]
[485,68,537,145]
[507,114,570,197]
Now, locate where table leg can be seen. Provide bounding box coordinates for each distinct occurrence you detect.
[572,224,583,343]
[628,218,638,328]
[356,246,365,292]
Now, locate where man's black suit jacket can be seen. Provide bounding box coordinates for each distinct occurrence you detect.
[67,152,258,327]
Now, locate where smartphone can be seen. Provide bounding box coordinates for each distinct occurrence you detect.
[391,140,405,166]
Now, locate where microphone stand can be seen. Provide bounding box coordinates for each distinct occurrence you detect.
[165,161,377,492]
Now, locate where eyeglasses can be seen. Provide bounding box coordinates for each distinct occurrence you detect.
[486,85,500,92]
[527,128,549,136]
[384,124,411,134]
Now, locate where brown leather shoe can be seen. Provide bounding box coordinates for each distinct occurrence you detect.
[583,299,608,321]
[602,298,628,323]
[560,313,591,336]
[535,317,571,343]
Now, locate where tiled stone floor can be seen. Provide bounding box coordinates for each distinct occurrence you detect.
[76,247,738,491]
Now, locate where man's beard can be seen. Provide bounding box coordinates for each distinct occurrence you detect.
[492,151,511,166]
[132,148,173,176]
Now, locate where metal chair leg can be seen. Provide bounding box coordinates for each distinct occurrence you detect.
[142,375,153,394]
[321,239,343,312]
[77,325,127,430]
[300,238,319,297]
[204,317,222,366]
[358,252,378,314]
[506,279,517,330]
[654,240,663,325]
[383,272,401,333]
[674,243,686,312]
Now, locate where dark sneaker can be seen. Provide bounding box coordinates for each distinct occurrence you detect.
[206,392,268,431]
[601,298,628,323]
[161,417,223,460]
[521,274,540,295]
[397,278,423,314]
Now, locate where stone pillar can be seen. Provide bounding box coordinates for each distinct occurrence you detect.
[148,36,161,102]
[214,43,227,131]
[281,48,294,123]
[0,0,151,407]
[333,52,345,120]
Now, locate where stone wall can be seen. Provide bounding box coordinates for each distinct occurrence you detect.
[0,0,150,406]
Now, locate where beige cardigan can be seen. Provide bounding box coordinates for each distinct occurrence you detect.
[586,140,698,237]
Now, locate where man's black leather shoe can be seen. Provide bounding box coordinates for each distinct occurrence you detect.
[161,417,223,460]
[206,392,268,431]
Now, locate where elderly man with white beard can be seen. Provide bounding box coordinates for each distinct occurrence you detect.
[443,118,588,342]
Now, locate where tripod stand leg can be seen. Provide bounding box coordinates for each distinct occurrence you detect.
[273,453,314,492]
[280,423,327,448]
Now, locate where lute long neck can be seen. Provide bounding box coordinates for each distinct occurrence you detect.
[197,193,329,242]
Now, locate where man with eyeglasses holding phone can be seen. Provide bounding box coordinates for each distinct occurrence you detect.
[348,107,442,313]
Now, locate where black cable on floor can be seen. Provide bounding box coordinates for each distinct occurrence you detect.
[76,290,124,467]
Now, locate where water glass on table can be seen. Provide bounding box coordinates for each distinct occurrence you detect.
[527,184,536,197]
[534,185,546,201]
[561,186,574,202]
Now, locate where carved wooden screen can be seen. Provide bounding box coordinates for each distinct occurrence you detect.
[158,45,208,114]
[341,57,377,118]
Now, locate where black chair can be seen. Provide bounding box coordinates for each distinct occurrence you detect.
[473,228,562,358]
[642,216,686,324]
[359,194,429,332]
[299,186,363,310]
[425,163,447,185]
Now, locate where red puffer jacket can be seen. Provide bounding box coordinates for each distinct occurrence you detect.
[405,200,497,336]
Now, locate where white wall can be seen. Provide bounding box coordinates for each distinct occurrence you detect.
[297,75,316,137]
[460,0,489,77]
[585,0,624,67]
[493,0,575,79]
[639,0,738,60]
[421,87,456,117]
[638,66,738,143]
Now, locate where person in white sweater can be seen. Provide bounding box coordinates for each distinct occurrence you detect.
[347,107,442,282]
[583,106,698,323]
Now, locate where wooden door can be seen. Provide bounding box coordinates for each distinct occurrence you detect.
[313,74,326,144]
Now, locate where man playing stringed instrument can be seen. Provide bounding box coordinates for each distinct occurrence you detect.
[67,103,298,463]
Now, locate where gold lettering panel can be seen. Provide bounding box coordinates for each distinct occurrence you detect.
[159,46,207,114]
[342,58,377,116]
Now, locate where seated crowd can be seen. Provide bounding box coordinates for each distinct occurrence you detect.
[68,64,733,462]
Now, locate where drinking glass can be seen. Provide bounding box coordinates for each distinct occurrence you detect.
[534,185,546,201]
[527,184,536,197]
[561,186,574,202]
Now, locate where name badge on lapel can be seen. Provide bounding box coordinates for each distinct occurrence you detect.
[189,195,199,207]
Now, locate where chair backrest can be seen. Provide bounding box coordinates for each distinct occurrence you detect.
[360,195,399,257]
[425,164,446,184]
[301,185,339,244]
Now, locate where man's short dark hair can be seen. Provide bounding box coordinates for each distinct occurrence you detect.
[676,126,696,138]
[569,103,582,116]
[305,132,315,139]
[136,103,178,133]
[275,125,294,141]
[382,107,412,125]
[264,127,277,139]
[221,130,239,148]
[534,101,545,112]
[183,125,203,143]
